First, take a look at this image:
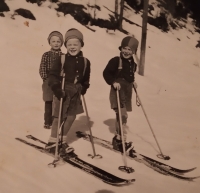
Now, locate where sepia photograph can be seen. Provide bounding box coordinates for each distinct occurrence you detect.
[0,0,200,193]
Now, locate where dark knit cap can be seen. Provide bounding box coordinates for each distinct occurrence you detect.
[47,31,64,45]
[119,36,139,53]
[64,28,84,47]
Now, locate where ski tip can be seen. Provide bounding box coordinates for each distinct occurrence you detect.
[103,178,135,186]
[177,167,197,174]
[191,167,197,171]
[193,175,200,180]
[184,167,197,173]
[187,175,200,181]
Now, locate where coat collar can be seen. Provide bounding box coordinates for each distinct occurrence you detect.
[66,51,83,57]
[50,48,62,54]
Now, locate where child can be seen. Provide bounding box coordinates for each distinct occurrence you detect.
[46,28,91,155]
[103,36,138,153]
[39,31,63,129]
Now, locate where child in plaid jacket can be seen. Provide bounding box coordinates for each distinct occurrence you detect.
[39,31,63,129]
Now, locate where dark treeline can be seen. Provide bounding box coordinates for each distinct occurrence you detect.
[180,0,200,27]
[125,0,200,28]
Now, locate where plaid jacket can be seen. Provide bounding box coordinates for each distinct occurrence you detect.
[39,49,63,81]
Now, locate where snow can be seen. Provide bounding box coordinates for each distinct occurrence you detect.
[0,0,200,193]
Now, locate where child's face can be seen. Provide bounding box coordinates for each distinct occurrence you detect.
[66,38,82,56]
[49,36,62,50]
[121,46,133,59]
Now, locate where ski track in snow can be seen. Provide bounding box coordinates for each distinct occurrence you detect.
[0,0,200,193]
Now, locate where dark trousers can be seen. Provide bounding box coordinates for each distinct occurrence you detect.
[44,101,53,125]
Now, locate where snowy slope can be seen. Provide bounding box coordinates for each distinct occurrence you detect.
[0,0,200,193]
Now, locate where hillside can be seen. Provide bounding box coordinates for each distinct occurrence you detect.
[0,0,200,193]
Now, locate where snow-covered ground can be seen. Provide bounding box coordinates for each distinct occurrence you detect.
[0,0,200,193]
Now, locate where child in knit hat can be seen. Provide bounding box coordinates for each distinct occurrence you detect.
[39,31,64,129]
[46,28,91,155]
[103,36,139,154]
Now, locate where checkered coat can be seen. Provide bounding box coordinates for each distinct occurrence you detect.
[39,49,63,81]
[39,49,63,101]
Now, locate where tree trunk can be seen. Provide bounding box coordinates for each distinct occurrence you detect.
[115,0,119,22]
[139,0,149,76]
[118,0,124,30]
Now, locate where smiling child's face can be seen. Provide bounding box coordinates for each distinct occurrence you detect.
[49,36,62,50]
[66,38,82,56]
[121,46,134,59]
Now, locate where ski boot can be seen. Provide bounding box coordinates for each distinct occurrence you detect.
[112,131,128,151]
[125,142,136,158]
[112,135,136,157]
[59,143,76,158]
[112,135,123,152]
[44,124,52,129]
[45,142,57,154]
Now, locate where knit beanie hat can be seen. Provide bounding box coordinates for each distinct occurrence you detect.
[47,31,64,45]
[64,28,84,47]
[119,36,139,53]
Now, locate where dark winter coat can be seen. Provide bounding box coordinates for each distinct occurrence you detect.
[103,55,137,85]
[48,51,91,118]
[48,51,90,94]
[103,54,137,112]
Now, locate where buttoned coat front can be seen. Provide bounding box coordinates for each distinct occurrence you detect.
[48,51,91,118]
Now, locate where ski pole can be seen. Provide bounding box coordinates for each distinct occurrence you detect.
[82,95,102,159]
[116,89,134,173]
[53,73,66,163]
[133,85,170,160]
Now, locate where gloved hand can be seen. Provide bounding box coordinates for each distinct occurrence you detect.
[55,90,65,100]
[81,86,87,95]
[81,82,90,95]
[51,84,65,100]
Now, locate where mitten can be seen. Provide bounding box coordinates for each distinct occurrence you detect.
[51,84,65,100]
[81,86,87,95]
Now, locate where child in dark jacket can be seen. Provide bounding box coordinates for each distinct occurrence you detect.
[103,36,139,152]
[46,28,91,155]
[39,31,63,129]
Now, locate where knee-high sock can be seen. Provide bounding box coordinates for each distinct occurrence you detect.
[50,117,59,138]
[50,115,76,139]
[63,115,76,136]
[115,108,128,136]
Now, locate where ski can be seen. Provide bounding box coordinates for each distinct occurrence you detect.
[15,137,135,186]
[76,131,199,181]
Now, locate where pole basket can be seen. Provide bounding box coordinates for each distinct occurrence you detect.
[118,166,134,173]
[88,154,103,159]
[48,159,60,168]
[157,154,170,160]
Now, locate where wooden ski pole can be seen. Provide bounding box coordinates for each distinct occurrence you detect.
[82,95,102,159]
[54,73,66,162]
[49,55,66,167]
[116,89,134,173]
[133,86,170,160]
